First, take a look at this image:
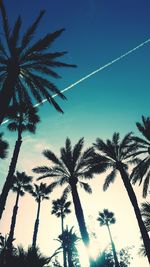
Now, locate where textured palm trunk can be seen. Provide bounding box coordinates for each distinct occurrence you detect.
[32,199,41,248]
[106,223,120,267]
[0,131,22,220]
[0,68,19,125]
[70,181,96,267]
[117,162,150,264]
[61,213,67,267]
[7,190,20,250]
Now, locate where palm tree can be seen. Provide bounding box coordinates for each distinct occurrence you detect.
[93,132,150,263]
[7,171,33,250]
[30,183,52,248]
[0,1,76,125]
[130,116,150,198]
[0,103,40,220]
[51,197,71,233]
[58,226,81,267]
[97,209,120,267]
[0,132,9,159]
[51,196,71,267]
[33,138,97,267]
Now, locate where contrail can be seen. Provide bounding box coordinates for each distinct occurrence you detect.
[2,38,150,124]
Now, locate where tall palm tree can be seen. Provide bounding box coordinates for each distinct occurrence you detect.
[0,132,9,159]
[58,226,81,267]
[7,171,33,250]
[93,132,150,263]
[0,1,76,125]
[33,138,97,267]
[30,183,52,248]
[97,209,120,267]
[130,116,150,198]
[51,196,71,233]
[0,103,40,220]
[51,196,71,267]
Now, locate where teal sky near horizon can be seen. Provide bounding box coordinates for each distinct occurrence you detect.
[0,1,150,266]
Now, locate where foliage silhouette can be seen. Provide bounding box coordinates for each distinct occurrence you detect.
[0,132,9,159]
[33,137,97,267]
[0,103,40,220]
[97,209,120,267]
[130,116,150,197]
[0,1,76,124]
[51,196,71,267]
[93,132,150,263]
[7,171,33,250]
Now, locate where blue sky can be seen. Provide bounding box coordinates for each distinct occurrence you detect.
[0,1,150,266]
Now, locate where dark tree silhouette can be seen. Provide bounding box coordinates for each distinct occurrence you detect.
[30,183,51,248]
[0,103,40,220]
[130,116,150,197]
[97,209,120,267]
[7,171,33,250]
[93,132,150,263]
[51,196,71,267]
[0,1,76,124]
[58,226,81,267]
[33,137,98,267]
[0,132,9,159]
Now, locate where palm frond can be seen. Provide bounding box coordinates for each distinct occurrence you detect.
[0,2,10,48]
[10,16,22,50]
[21,10,45,51]
[103,169,117,191]
[142,172,150,198]
[43,149,62,165]
[79,182,92,194]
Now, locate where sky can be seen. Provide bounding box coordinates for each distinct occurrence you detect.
[0,0,150,266]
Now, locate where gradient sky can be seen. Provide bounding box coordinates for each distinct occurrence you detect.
[0,1,150,266]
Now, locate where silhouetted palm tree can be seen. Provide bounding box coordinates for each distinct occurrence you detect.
[51,196,71,267]
[0,132,9,159]
[97,209,120,267]
[0,1,76,124]
[7,171,33,250]
[30,183,51,248]
[0,103,40,220]
[33,138,97,267]
[130,116,150,197]
[58,226,81,267]
[93,132,150,263]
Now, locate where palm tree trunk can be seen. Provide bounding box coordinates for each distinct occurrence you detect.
[106,223,120,267]
[7,190,20,250]
[117,162,150,264]
[61,214,67,267]
[0,136,22,220]
[70,182,95,267]
[0,70,19,125]
[32,200,41,248]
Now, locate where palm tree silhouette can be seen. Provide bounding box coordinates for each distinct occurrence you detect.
[0,132,9,159]
[97,209,120,267]
[130,116,150,198]
[93,132,150,263]
[7,171,33,250]
[51,196,71,267]
[0,103,40,220]
[33,137,97,267]
[0,1,76,124]
[58,226,81,267]
[30,183,51,248]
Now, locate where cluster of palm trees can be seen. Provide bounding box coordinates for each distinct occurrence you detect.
[0,1,149,267]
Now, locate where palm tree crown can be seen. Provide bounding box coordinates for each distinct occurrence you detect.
[130,116,150,197]
[30,183,51,202]
[11,171,33,196]
[33,137,95,195]
[0,2,76,124]
[97,209,116,227]
[51,197,71,219]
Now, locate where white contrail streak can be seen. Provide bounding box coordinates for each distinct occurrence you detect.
[1,38,150,124]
